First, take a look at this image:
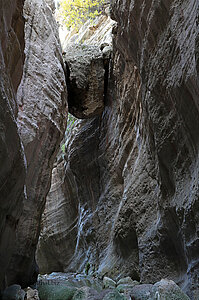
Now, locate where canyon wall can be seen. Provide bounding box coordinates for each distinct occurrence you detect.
[3,0,67,289]
[0,0,25,290]
[38,0,199,298]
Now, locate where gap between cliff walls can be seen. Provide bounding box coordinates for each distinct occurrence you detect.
[36,8,117,277]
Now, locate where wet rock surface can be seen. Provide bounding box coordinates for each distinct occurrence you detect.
[0,0,25,291]
[6,0,67,288]
[38,0,199,299]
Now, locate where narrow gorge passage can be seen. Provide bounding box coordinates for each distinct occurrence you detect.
[0,0,199,300]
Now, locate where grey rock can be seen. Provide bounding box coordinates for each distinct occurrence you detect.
[72,286,101,300]
[45,0,56,12]
[117,284,139,294]
[2,285,25,300]
[152,279,190,300]
[6,0,67,287]
[117,277,138,286]
[128,284,153,300]
[102,290,127,300]
[38,0,199,298]
[64,44,105,119]
[103,277,116,289]
[26,287,40,300]
[0,0,26,291]
[38,284,77,300]
[36,159,78,274]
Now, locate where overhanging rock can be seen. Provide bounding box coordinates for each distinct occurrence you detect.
[64,44,106,119]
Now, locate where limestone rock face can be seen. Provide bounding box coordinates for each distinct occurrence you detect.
[64,44,105,119]
[36,158,78,274]
[38,0,199,298]
[6,0,67,287]
[0,0,25,291]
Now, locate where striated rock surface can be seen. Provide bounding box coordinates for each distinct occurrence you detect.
[0,0,25,291]
[37,15,116,273]
[36,157,78,274]
[6,0,67,288]
[38,0,199,299]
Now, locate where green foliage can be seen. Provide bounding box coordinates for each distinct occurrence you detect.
[61,114,77,155]
[67,113,77,132]
[57,0,105,30]
[85,262,90,275]
[61,143,65,154]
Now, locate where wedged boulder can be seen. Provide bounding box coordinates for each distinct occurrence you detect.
[6,0,67,288]
[64,44,105,119]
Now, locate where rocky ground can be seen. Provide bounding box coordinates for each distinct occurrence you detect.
[2,272,191,299]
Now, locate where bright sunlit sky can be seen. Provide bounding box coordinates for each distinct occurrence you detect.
[54,0,58,7]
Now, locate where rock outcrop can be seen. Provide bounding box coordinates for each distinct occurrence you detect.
[38,0,199,299]
[0,0,25,291]
[6,0,67,288]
